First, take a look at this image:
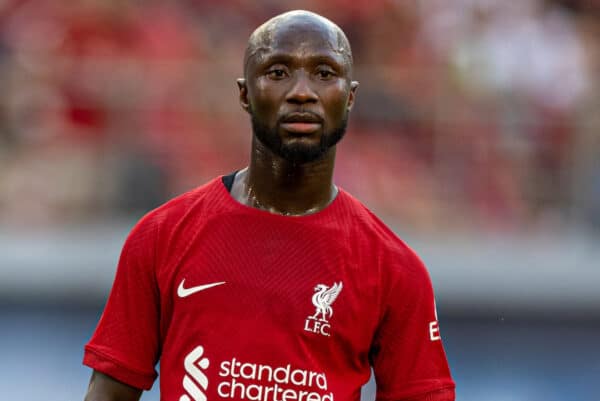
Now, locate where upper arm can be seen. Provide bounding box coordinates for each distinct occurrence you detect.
[84,370,143,401]
[370,250,455,401]
[83,215,161,389]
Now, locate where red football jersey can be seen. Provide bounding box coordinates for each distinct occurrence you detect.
[84,176,455,401]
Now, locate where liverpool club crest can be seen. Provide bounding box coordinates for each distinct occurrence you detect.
[304,282,343,337]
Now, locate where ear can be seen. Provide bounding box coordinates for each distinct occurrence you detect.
[237,78,250,113]
[346,80,359,111]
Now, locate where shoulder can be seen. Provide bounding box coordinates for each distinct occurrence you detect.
[138,176,226,228]
[119,176,230,269]
[338,189,429,280]
[124,176,228,249]
[339,190,419,257]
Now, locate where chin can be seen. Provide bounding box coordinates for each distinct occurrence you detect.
[279,142,328,164]
[251,114,347,164]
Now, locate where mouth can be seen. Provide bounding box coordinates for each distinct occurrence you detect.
[280,113,323,135]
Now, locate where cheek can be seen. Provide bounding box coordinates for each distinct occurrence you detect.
[323,83,350,115]
[251,79,283,112]
[253,78,270,98]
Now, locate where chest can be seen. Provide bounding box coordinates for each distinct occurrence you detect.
[157,217,381,351]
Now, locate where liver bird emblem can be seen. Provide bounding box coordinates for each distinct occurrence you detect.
[311,282,343,322]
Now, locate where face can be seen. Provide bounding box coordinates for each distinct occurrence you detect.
[238,19,358,163]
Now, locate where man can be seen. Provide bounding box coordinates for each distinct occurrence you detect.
[83,10,455,401]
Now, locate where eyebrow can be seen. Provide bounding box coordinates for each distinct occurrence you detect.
[256,52,346,70]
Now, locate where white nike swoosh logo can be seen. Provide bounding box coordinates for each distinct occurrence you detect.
[177,279,226,298]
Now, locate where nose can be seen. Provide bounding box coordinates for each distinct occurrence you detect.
[286,71,318,104]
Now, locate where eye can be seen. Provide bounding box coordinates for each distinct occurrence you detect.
[316,69,336,80]
[266,69,287,80]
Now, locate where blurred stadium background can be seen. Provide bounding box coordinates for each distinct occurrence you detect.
[1,0,599,400]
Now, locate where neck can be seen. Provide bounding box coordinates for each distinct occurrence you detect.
[231,136,337,216]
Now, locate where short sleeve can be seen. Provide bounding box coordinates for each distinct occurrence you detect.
[83,214,161,390]
[369,251,455,401]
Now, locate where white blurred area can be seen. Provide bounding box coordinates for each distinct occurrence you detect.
[0,1,599,401]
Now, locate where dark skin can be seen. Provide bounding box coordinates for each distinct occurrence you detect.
[231,10,358,215]
[84,371,141,401]
[84,10,358,400]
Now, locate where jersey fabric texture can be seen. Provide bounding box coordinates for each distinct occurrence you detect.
[83,175,455,401]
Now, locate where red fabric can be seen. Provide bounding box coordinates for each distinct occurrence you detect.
[84,176,454,400]
[399,388,456,401]
[83,347,157,390]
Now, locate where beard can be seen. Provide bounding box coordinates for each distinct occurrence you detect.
[250,112,348,164]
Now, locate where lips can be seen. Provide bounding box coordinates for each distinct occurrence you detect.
[280,113,323,135]
[281,112,322,123]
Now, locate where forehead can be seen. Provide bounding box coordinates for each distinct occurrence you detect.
[270,20,341,53]
[248,19,348,68]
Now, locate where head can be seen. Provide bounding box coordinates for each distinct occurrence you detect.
[237,10,359,164]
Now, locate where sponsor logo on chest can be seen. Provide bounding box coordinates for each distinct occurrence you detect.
[180,345,333,401]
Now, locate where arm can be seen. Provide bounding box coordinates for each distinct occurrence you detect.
[83,215,161,396]
[371,248,455,401]
[84,370,142,401]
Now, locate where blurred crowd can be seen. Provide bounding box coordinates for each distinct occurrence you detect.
[0,0,599,234]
